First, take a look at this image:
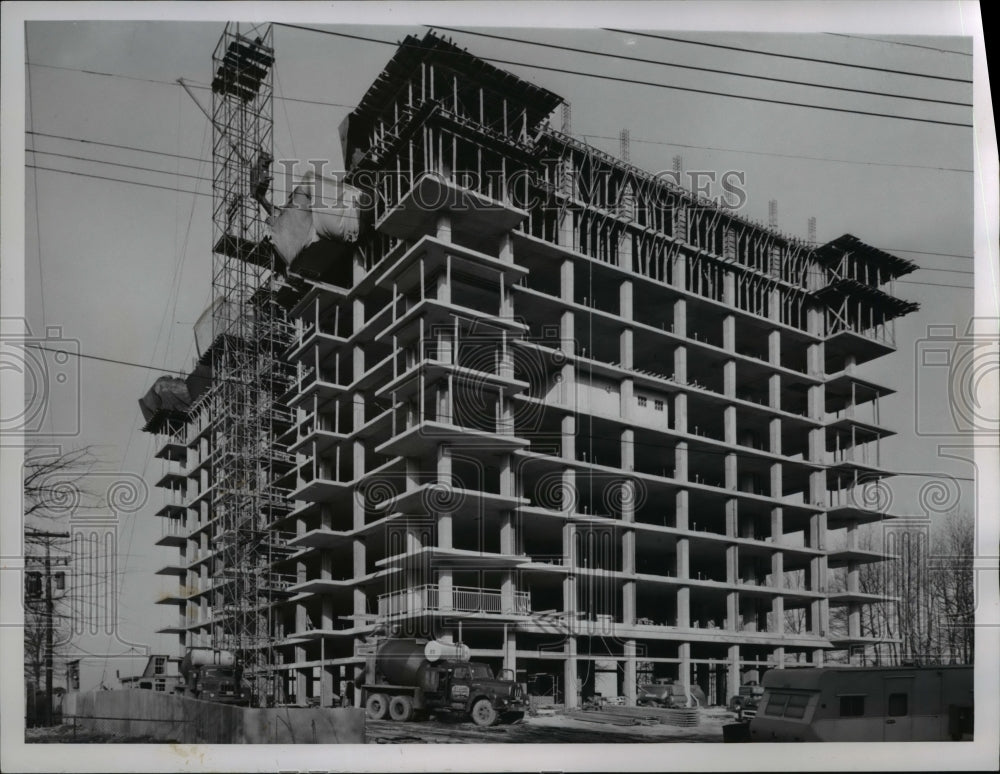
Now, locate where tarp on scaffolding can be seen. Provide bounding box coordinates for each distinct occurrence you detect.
[138,376,192,423]
[268,171,361,270]
[194,298,256,359]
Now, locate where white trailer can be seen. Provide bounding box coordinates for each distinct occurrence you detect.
[749,665,973,742]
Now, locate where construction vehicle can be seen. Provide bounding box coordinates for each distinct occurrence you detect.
[177,647,252,706]
[360,637,525,726]
[729,682,766,718]
[636,678,706,708]
[747,665,973,742]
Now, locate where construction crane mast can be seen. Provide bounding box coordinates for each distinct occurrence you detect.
[207,22,294,707]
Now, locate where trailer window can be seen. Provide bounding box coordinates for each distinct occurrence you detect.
[764,693,788,716]
[784,693,809,719]
[888,693,908,717]
[839,695,865,717]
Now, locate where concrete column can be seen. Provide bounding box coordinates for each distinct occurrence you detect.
[673,299,687,337]
[562,415,576,462]
[771,547,784,589]
[771,595,784,635]
[501,506,515,612]
[561,311,575,358]
[620,378,634,423]
[722,313,736,351]
[560,259,574,303]
[848,601,861,639]
[623,579,636,625]
[723,360,736,398]
[435,213,452,242]
[620,280,633,320]
[727,644,740,702]
[503,625,517,673]
[675,489,689,530]
[769,417,782,455]
[624,640,637,706]
[675,440,688,482]
[620,328,633,370]
[770,461,783,499]
[678,643,692,704]
[621,429,635,475]
[557,208,575,249]
[772,647,785,669]
[564,637,579,709]
[677,586,690,627]
[769,375,781,411]
[673,393,687,434]
[498,232,514,264]
[768,330,781,364]
[437,446,452,549]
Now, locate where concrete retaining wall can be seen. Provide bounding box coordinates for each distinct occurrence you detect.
[72,690,364,743]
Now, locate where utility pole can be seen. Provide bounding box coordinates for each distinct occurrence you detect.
[26,528,69,726]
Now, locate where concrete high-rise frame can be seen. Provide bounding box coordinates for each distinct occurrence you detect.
[145,32,919,709]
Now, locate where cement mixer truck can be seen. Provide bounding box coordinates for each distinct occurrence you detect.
[177,647,251,706]
[360,637,525,726]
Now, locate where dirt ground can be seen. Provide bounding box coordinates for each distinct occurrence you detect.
[26,708,732,744]
[367,708,731,744]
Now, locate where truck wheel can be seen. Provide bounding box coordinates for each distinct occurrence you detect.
[389,695,415,722]
[470,698,499,727]
[366,693,390,721]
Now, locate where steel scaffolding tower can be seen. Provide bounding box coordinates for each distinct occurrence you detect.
[208,22,292,706]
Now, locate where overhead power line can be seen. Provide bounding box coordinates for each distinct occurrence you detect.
[433,26,972,108]
[580,133,972,174]
[825,33,972,57]
[26,164,210,198]
[607,29,973,84]
[26,62,356,109]
[26,130,208,164]
[274,23,971,129]
[27,148,213,185]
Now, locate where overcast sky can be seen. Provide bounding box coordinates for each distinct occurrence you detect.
[4,3,995,704]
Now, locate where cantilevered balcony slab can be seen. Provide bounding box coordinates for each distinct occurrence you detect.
[154,503,186,518]
[824,329,896,371]
[375,547,527,570]
[290,476,352,502]
[826,504,896,529]
[824,370,895,413]
[155,472,187,492]
[154,563,187,578]
[380,484,528,517]
[375,172,528,242]
[289,568,399,596]
[376,420,529,458]
[284,329,349,365]
[827,547,896,568]
[155,532,187,548]
[155,440,187,463]
[155,591,188,606]
[375,297,527,343]
[373,235,528,294]
[288,528,353,550]
[288,280,350,322]
[374,360,528,403]
[289,426,349,456]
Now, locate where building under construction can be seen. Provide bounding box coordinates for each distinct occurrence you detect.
[141,26,919,708]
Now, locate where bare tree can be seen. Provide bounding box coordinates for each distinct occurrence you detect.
[23,446,100,522]
[928,512,975,664]
[22,446,101,725]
